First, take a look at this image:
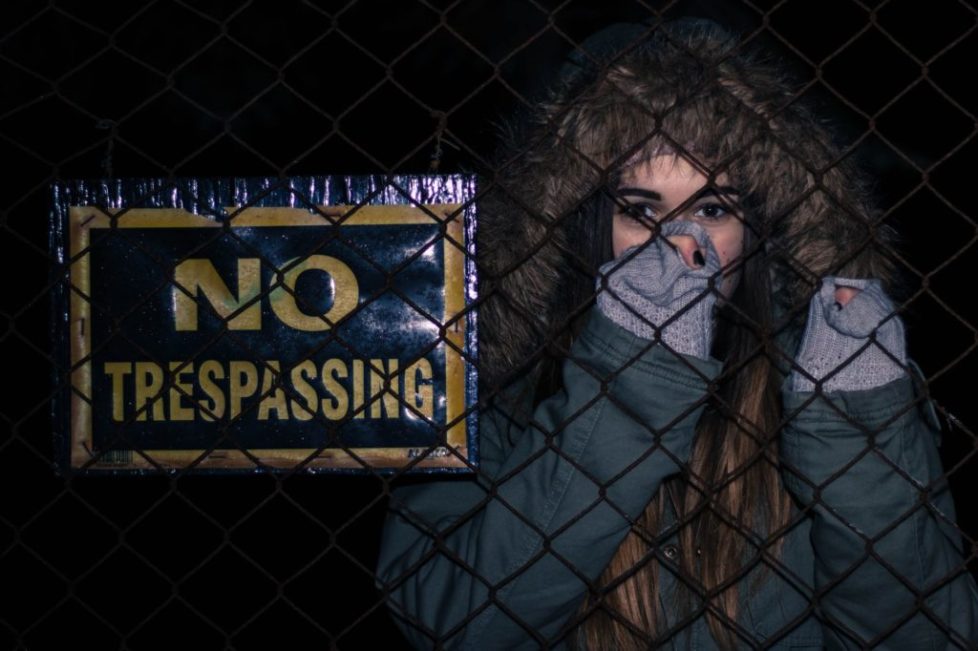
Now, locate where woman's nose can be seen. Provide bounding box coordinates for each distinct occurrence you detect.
[664,233,705,269]
[834,285,860,307]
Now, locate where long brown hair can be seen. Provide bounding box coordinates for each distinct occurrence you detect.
[574,202,792,649]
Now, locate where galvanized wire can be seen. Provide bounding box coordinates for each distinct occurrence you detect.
[2,0,976,648]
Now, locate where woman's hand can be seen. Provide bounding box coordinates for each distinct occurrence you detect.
[790,277,907,393]
[596,220,721,359]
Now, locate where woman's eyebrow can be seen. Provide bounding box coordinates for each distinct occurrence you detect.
[615,187,662,201]
[691,186,741,201]
[615,186,741,202]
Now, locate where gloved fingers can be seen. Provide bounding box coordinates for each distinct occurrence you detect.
[611,239,691,300]
[602,235,679,289]
[817,278,895,338]
[817,276,871,308]
[790,276,908,392]
[598,220,723,301]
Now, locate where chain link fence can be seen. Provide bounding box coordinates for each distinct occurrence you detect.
[2,0,976,648]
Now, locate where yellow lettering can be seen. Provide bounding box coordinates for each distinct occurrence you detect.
[104,362,132,422]
[320,359,348,420]
[404,358,434,419]
[173,258,261,331]
[198,360,226,422]
[352,359,365,419]
[168,361,194,421]
[229,361,258,419]
[102,356,436,424]
[289,360,318,421]
[134,361,165,421]
[369,359,399,419]
[257,361,289,421]
[268,255,359,331]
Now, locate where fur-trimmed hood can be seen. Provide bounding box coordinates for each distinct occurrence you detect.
[478,18,896,388]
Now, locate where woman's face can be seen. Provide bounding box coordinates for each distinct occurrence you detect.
[612,155,745,298]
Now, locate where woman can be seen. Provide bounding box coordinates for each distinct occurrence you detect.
[377,18,978,649]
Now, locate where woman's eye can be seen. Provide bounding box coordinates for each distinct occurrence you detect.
[694,203,733,220]
[621,202,657,223]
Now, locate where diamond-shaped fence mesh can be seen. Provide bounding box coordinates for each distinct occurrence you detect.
[3,0,978,648]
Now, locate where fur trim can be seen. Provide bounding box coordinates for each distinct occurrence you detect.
[478,19,896,387]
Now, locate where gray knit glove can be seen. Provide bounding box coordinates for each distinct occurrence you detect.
[790,277,907,393]
[596,220,721,359]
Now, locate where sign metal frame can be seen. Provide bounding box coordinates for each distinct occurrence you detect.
[51,176,478,474]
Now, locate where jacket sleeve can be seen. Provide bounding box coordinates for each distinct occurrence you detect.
[780,373,978,649]
[376,310,721,649]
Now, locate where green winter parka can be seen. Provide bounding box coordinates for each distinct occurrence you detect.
[378,310,978,649]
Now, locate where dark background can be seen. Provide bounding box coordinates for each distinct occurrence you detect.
[1,0,976,648]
